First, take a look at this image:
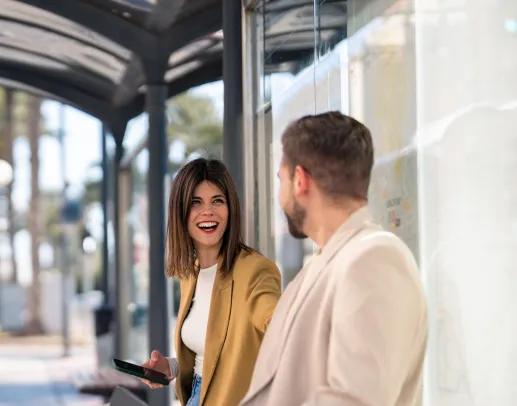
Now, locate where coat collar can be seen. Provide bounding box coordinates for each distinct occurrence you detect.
[316,206,374,263]
[174,274,196,405]
[175,255,235,405]
[199,268,233,403]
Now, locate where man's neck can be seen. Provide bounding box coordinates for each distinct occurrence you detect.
[306,200,366,248]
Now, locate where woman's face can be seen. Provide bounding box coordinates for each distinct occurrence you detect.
[187,180,229,252]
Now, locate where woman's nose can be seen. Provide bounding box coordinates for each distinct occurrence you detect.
[200,205,215,215]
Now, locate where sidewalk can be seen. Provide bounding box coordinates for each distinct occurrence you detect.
[0,334,104,406]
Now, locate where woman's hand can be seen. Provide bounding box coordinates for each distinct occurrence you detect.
[140,350,174,389]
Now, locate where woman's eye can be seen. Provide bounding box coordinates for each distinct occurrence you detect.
[213,198,225,205]
[191,200,201,206]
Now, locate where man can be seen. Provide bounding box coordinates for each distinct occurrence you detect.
[241,112,427,406]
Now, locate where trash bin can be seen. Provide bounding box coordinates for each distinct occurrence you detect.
[94,304,113,367]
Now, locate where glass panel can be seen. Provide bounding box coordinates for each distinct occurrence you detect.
[255,0,317,286]
[347,0,517,404]
[257,1,348,286]
[252,0,517,403]
[347,0,419,255]
[257,0,316,106]
[313,0,347,113]
[414,2,517,405]
[315,0,347,58]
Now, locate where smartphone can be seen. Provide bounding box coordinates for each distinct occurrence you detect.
[112,358,170,386]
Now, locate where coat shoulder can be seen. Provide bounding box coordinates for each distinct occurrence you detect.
[339,228,414,261]
[233,250,280,282]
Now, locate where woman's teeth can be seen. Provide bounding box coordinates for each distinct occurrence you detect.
[198,222,218,230]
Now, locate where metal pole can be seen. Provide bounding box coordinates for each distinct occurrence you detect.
[146,83,170,406]
[223,0,244,203]
[101,124,109,304]
[116,166,131,360]
[58,103,70,357]
[113,139,125,360]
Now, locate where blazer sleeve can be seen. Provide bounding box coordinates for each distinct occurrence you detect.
[246,258,282,334]
[303,244,426,406]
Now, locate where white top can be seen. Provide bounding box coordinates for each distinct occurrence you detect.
[181,263,217,376]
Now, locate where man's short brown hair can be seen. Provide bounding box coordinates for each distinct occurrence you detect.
[282,111,374,200]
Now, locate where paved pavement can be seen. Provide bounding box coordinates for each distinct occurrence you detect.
[0,334,104,406]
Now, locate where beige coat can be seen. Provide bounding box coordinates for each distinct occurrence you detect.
[241,207,427,406]
[175,250,280,406]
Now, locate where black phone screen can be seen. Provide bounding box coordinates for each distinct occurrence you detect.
[112,358,170,386]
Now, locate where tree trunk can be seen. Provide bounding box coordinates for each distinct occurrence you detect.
[5,89,18,283]
[26,95,43,334]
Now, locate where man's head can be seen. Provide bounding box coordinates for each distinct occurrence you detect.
[278,111,374,239]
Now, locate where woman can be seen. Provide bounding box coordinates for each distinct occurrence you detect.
[142,158,281,406]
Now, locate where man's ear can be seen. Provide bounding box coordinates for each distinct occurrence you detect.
[293,165,310,197]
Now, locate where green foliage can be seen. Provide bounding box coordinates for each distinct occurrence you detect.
[166,90,223,170]
[82,166,102,206]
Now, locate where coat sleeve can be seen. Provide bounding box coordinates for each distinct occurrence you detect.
[303,244,426,406]
[246,258,282,334]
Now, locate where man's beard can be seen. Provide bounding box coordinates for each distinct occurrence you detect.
[285,199,307,239]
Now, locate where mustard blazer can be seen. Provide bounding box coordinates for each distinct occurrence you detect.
[174,249,281,406]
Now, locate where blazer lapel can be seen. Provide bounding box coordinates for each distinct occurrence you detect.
[276,208,376,371]
[175,275,197,405]
[199,269,233,404]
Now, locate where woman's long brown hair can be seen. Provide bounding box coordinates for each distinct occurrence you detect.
[165,158,251,279]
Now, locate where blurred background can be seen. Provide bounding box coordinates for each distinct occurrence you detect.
[0,83,223,405]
